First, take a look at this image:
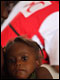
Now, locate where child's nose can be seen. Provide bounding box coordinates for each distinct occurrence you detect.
[16,61,21,67]
[16,58,22,67]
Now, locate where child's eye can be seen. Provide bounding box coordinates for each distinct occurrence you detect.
[8,58,16,64]
[22,56,28,61]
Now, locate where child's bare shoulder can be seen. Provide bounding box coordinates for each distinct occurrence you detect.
[36,65,53,79]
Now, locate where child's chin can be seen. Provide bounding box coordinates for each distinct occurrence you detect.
[15,73,29,79]
[16,75,28,79]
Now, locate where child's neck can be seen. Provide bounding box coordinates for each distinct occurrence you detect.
[28,67,40,79]
[29,71,37,79]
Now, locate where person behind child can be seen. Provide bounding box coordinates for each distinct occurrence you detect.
[3,36,44,79]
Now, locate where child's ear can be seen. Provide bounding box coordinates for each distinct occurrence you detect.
[37,50,44,66]
[36,60,40,68]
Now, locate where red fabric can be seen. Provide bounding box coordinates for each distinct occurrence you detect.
[50,1,59,4]
[1,25,17,47]
[42,49,49,64]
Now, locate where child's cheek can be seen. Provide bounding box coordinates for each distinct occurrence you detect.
[7,64,15,75]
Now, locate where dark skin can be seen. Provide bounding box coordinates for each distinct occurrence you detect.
[6,42,39,79]
[52,66,59,73]
[1,1,18,19]
[36,67,53,79]
[1,1,8,19]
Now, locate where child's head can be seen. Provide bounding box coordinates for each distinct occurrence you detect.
[4,36,43,79]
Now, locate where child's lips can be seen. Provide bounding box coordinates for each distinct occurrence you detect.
[16,69,26,72]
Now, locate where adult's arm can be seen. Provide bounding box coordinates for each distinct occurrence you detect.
[52,66,59,73]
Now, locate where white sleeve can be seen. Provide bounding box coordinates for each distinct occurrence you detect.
[39,12,59,65]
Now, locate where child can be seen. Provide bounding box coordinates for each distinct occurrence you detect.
[4,36,43,79]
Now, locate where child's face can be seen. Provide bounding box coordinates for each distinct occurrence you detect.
[6,42,38,79]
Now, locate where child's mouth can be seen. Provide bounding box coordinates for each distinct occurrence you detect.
[16,69,26,73]
[15,69,27,78]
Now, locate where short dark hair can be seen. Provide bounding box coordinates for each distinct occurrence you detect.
[5,36,43,60]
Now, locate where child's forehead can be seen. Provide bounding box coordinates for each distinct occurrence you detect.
[7,42,36,56]
[10,42,32,48]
